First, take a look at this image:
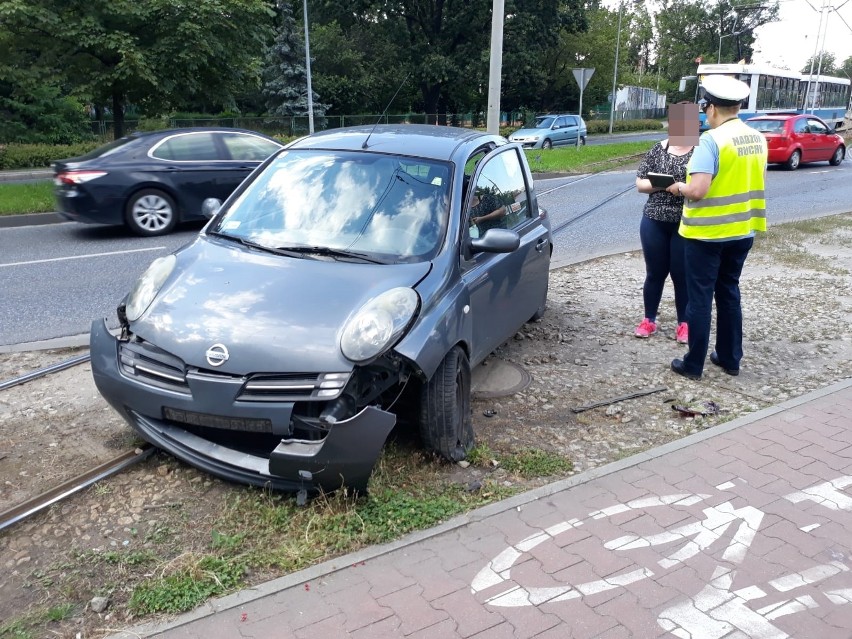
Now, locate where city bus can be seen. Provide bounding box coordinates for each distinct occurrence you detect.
[695,63,851,130]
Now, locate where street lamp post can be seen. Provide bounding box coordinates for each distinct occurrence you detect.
[303,0,314,134]
[608,2,623,135]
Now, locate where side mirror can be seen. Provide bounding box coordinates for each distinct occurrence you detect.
[469,228,521,256]
[201,198,222,219]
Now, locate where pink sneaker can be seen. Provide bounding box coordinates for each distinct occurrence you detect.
[676,322,688,344]
[635,318,657,338]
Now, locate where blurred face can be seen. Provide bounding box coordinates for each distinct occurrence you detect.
[668,102,700,146]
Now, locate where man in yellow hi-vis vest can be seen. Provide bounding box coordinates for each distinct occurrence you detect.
[665,75,767,380]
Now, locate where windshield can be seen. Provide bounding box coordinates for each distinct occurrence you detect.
[746,119,784,133]
[531,116,555,129]
[210,150,452,263]
[77,136,137,161]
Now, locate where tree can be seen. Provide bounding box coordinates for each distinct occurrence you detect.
[262,0,327,121]
[0,0,275,138]
[801,52,838,76]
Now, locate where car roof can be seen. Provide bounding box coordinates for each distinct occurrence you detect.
[287,124,503,161]
[746,113,803,121]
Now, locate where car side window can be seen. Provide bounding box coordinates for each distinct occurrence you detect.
[467,148,530,238]
[807,119,828,134]
[221,133,281,161]
[152,133,221,161]
[555,117,568,129]
[793,119,808,134]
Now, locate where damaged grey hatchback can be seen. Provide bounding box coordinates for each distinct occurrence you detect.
[91,124,552,494]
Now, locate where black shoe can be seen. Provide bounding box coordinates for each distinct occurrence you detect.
[671,358,701,380]
[710,351,739,376]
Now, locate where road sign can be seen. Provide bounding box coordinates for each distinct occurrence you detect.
[572,68,594,90]
[571,68,595,147]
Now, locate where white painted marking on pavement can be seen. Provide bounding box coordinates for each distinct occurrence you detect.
[0,246,166,268]
[784,476,852,511]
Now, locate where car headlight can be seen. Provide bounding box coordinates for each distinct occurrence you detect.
[340,287,419,362]
[124,255,176,322]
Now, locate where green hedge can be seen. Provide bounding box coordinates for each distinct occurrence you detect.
[586,119,664,134]
[0,142,103,170]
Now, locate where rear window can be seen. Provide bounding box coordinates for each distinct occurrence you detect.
[76,136,137,161]
[746,120,784,133]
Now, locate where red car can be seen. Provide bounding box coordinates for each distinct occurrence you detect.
[745,114,846,170]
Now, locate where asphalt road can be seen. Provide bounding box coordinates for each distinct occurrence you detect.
[1,156,850,348]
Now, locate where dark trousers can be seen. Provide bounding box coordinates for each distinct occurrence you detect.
[639,216,687,323]
[681,236,754,375]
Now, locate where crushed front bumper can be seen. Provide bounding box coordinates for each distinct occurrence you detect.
[90,320,395,493]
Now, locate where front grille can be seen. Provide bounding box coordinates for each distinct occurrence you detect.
[163,407,273,433]
[237,372,350,402]
[119,339,351,403]
[119,341,189,394]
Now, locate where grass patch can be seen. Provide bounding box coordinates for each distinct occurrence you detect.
[755,213,852,273]
[524,141,654,174]
[0,603,76,638]
[467,442,573,478]
[0,180,54,215]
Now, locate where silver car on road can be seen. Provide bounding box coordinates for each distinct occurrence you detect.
[91,124,552,494]
[508,114,587,149]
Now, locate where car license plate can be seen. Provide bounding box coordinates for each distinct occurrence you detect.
[163,407,273,433]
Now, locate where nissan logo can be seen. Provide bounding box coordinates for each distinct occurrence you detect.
[205,344,229,367]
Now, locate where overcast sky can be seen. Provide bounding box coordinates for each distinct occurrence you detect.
[751,0,852,73]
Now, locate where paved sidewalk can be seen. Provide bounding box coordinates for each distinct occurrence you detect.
[112,379,852,639]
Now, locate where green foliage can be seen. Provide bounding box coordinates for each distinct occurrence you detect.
[262,0,327,117]
[499,449,574,479]
[128,556,246,615]
[0,142,101,170]
[44,604,75,622]
[463,442,573,478]
[585,119,663,134]
[102,550,158,567]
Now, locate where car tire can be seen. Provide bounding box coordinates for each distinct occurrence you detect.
[418,345,474,462]
[542,139,553,150]
[829,145,845,166]
[784,149,801,171]
[579,136,587,146]
[126,189,178,236]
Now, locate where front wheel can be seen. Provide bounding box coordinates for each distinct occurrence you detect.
[126,189,178,236]
[784,149,801,171]
[418,346,474,462]
[541,138,553,150]
[829,145,845,166]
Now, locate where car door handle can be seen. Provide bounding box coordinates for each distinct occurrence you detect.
[535,238,548,253]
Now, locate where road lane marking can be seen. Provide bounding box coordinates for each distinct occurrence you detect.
[0,246,166,268]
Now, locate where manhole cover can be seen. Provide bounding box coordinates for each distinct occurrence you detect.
[471,359,531,399]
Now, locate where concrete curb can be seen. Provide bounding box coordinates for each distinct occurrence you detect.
[0,333,89,354]
[0,212,64,228]
[0,169,51,183]
[111,375,852,639]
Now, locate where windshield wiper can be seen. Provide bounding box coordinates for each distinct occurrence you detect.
[274,245,385,264]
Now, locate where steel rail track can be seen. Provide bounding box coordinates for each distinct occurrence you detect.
[0,352,92,391]
[0,446,156,532]
[0,352,157,532]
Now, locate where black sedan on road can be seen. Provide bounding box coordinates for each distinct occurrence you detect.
[53,128,283,236]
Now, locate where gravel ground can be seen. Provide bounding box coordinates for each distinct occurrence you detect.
[1,212,851,637]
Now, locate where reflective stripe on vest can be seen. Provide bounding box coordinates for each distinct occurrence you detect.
[680,119,768,240]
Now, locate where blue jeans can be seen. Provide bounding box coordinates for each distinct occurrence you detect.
[639,216,687,323]
[681,236,754,375]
